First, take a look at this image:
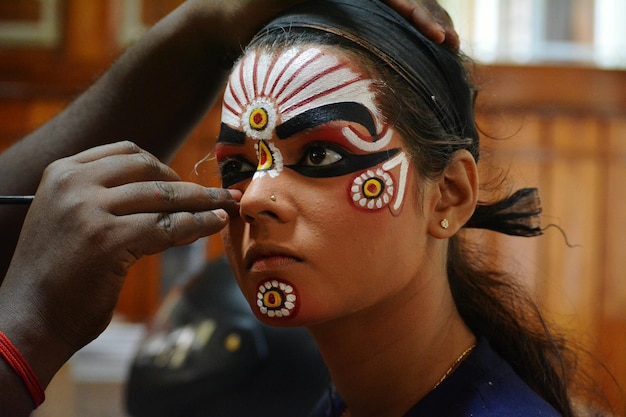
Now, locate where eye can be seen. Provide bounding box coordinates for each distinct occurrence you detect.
[301,143,343,167]
[218,156,256,187]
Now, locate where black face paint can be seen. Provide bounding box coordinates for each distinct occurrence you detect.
[217,123,246,145]
[276,102,377,140]
[219,156,256,188]
[218,55,393,188]
[287,147,399,178]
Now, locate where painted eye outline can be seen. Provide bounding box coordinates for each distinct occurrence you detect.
[296,141,346,168]
[217,155,256,188]
[287,140,401,179]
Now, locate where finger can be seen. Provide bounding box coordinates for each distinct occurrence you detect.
[117,209,232,256]
[443,29,460,50]
[82,151,181,188]
[430,6,460,49]
[383,0,445,44]
[107,181,240,216]
[70,141,150,164]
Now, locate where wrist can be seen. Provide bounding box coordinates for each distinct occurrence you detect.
[0,283,76,390]
[0,330,45,408]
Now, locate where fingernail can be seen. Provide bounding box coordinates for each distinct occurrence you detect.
[227,189,242,201]
[214,209,228,220]
[436,26,446,43]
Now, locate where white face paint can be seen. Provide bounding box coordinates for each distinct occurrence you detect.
[222,46,383,141]
[219,45,410,214]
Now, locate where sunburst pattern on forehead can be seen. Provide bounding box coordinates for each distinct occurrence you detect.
[222,46,382,140]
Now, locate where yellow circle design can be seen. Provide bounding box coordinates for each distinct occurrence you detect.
[363,178,383,198]
[263,290,283,308]
[249,108,269,131]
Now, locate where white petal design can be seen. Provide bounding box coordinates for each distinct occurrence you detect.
[256,280,297,319]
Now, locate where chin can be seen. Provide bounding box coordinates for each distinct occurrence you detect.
[253,312,304,327]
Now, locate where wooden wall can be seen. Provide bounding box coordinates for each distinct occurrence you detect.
[0,0,624,412]
[474,65,626,411]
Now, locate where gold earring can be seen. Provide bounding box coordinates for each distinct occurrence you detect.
[440,219,449,229]
[270,194,276,202]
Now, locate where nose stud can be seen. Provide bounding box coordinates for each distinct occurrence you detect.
[270,194,277,202]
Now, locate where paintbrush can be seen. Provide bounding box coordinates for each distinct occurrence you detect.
[0,196,35,205]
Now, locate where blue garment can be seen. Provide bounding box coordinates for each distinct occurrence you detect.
[310,337,562,417]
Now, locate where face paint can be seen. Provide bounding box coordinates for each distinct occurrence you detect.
[253,140,283,180]
[288,146,399,178]
[222,47,381,137]
[218,45,412,214]
[220,47,425,326]
[219,46,385,182]
[382,151,410,214]
[351,168,395,210]
[257,280,298,318]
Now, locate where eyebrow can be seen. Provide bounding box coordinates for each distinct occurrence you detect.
[216,123,246,144]
[216,101,378,145]
[276,102,377,139]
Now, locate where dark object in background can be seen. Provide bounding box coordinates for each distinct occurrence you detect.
[125,257,329,417]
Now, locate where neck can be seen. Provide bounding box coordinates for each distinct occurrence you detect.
[308,272,475,417]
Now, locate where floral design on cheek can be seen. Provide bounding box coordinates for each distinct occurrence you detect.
[257,280,297,318]
[351,168,395,210]
[342,126,410,214]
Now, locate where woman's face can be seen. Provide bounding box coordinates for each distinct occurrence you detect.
[216,45,434,326]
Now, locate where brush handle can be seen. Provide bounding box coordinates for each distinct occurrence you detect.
[0,196,35,205]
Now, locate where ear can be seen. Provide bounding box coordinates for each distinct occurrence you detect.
[428,149,478,239]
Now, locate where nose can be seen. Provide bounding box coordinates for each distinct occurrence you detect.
[239,174,293,224]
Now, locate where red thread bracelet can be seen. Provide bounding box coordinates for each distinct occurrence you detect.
[0,330,45,408]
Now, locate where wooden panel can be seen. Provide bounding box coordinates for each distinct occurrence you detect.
[141,0,184,26]
[0,97,68,149]
[0,1,41,21]
[475,65,626,116]
[540,116,603,336]
[597,119,626,408]
[598,317,626,411]
[63,0,119,63]
[604,119,626,318]
[115,254,161,322]
[476,80,626,411]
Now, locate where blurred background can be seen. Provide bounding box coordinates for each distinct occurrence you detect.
[0,0,624,416]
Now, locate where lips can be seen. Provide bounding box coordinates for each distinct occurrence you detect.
[244,245,302,271]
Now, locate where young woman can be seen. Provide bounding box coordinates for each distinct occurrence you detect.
[214,1,594,416]
[0,1,455,415]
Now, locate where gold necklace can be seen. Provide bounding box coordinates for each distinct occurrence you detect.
[339,343,477,417]
[432,343,476,390]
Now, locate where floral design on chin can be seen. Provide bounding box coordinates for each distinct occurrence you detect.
[257,280,297,318]
[351,168,395,210]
